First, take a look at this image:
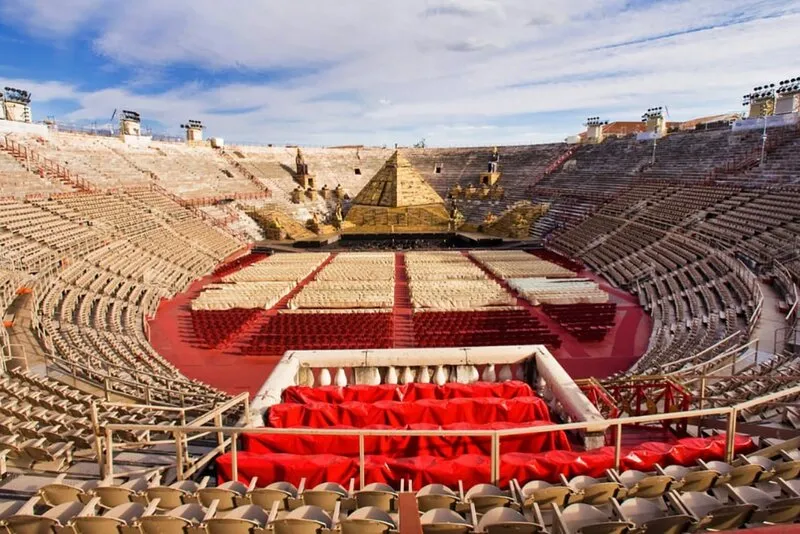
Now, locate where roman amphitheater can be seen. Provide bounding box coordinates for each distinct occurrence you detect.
[0,86,800,533]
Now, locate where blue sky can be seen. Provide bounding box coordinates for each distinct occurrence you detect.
[1,0,799,146]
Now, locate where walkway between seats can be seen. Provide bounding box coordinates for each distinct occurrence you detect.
[392,252,414,348]
[753,280,788,355]
[231,253,338,351]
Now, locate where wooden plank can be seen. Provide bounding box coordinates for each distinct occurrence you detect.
[398,492,422,534]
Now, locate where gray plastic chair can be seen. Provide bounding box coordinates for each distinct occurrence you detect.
[659,465,718,493]
[730,484,800,524]
[670,490,754,531]
[341,506,396,534]
[475,506,542,534]
[464,484,513,514]
[420,508,473,534]
[519,480,572,509]
[567,476,625,506]
[552,503,632,534]
[355,483,398,512]
[614,497,691,534]
[615,470,672,499]
[417,484,460,512]
[205,503,271,534]
[139,503,207,534]
[272,504,333,534]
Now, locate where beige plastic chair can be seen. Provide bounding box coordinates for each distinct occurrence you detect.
[551,503,632,534]
[701,459,764,487]
[22,439,74,470]
[244,481,300,510]
[355,483,398,512]
[417,484,460,512]
[658,465,718,493]
[139,502,208,534]
[145,478,207,510]
[475,506,542,534]
[39,474,99,506]
[566,475,626,507]
[464,484,514,514]
[4,499,85,534]
[94,476,151,509]
[519,479,574,509]
[0,498,32,526]
[72,499,145,534]
[302,482,348,513]
[420,508,473,534]
[668,490,754,531]
[612,497,691,534]
[206,503,272,534]
[198,480,250,512]
[341,506,396,534]
[748,453,800,481]
[272,504,333,534]
[613,469,673,499]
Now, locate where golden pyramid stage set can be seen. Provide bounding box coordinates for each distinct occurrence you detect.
[343,151,453,234]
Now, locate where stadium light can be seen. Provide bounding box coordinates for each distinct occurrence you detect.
[584,116,609,127]
[2,86,32,105]
[642,106,665,165]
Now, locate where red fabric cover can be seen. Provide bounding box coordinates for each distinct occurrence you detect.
[242,421,571,457]
[266,397,550,428]
[217,434,755,489]
[281,381,535,404]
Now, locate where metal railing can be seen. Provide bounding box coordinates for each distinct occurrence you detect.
[100,384,800,487]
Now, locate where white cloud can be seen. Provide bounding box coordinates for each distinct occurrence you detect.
[2,0,800,145]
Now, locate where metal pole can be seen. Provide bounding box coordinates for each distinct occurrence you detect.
[104,427,114,479]
[725,409,737,463]
[359,434,366,489]
[614,424,622,470]
[231,432,239,482]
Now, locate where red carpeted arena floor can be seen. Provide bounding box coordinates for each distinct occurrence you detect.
[147,249,652,397]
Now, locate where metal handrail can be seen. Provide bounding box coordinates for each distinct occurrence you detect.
[101,383,800,486]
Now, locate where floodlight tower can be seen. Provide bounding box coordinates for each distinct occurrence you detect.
[119,110,142,136]
[181,120,205,143]
[641,107,665,165]
[583,116,610,144]
[1,87,33,123]
[775,77,800,114]
[743,83,777,166]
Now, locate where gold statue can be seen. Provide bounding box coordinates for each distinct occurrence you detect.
[296,148,309,175]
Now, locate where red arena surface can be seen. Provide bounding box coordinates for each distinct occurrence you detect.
[147,249,652,397]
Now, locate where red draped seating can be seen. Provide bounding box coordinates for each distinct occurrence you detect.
[243,421,570,457]
[281,381,535,404]
[217,434,755,489]
[266,397,551,428]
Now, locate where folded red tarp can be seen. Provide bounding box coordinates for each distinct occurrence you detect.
[243,421,570,457]
[266,397,550,428]
[281,381,535,404]
[217,434,755,489]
